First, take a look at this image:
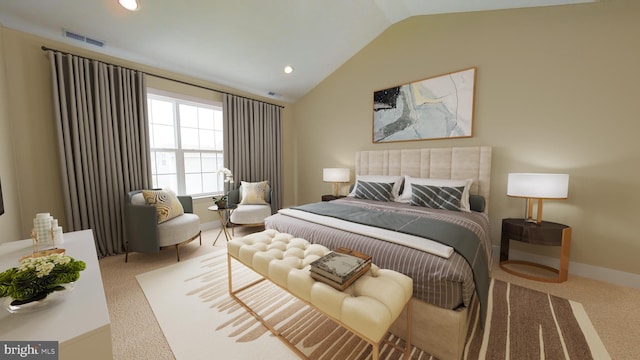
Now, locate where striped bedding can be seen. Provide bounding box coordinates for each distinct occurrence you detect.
[265,197,492,310]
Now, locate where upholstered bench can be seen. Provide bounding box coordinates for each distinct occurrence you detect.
[227,229,413,360]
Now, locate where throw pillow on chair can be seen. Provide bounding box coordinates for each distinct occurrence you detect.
[240,181,269,205]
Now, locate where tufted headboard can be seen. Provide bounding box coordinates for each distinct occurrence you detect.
[355,146,492,213]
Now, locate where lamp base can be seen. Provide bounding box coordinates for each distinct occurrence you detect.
[526,198,544,224]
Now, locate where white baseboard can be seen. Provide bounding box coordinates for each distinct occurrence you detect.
[493,245,640,289]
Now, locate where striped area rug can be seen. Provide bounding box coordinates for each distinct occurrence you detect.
[464,279,610,360]
[136,250,610,360]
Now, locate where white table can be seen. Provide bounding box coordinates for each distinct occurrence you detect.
[0,230,113,360]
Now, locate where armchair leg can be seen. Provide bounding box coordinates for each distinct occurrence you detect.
[175,244,180,262]
[125,251,129,263]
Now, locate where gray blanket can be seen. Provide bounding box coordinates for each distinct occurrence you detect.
[291,201,489,326]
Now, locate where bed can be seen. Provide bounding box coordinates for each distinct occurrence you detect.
[265,146,492,360]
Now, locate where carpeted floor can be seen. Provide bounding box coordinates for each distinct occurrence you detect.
[136,249,609,360]
[99,228,640,359]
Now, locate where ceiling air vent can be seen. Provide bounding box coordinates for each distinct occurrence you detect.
[63,30,105,48]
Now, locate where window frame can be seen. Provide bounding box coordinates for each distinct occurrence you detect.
[147,88,225,198]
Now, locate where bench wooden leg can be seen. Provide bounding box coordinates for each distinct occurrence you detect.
[377,300,412,359]
[227,253,412,360]
[227,254,305,358]
[227,254,267,297]
[405,299,412,359]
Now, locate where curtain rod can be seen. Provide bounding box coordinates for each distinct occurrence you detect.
[40,45,284,109]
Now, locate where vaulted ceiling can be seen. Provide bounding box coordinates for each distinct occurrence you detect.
[0,0,595,102]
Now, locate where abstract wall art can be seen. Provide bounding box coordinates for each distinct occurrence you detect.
[373,67,476,143]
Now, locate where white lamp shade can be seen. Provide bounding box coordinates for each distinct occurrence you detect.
[507,173,569,199]
[323,168,350,183]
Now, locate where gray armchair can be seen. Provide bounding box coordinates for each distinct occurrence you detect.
[124,190,201,262]
[226,181,276,235]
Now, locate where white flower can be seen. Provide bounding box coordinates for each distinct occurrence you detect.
[217,167,234,183]
[217,167,232,176]
[18,253,74,278]
[35,262,54,277]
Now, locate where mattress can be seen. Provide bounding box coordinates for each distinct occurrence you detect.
[265,197,492,311]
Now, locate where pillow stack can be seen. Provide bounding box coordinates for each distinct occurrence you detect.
[348,175,475,212]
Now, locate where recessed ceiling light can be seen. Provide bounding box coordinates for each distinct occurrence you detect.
[283,65,294,74]
[119,0,139,11]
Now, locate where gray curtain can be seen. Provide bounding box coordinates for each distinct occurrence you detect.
[223,94,283,211]
[47,51,151,257]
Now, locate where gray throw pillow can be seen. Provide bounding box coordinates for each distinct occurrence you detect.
[354,181,393,202]
[469,194,486,212]
[410,184,465,211]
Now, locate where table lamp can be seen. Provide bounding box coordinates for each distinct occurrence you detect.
[507,173,569,223]
[323,168,350,196]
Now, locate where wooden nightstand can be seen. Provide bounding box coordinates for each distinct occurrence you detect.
[321,195,346,201]
[499,218,572,283]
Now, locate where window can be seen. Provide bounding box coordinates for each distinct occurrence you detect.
[147,90,225,197]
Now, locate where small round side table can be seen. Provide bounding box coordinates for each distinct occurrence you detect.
[208,204,237,245]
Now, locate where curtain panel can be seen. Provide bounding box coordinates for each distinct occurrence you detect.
[223,94,283,211]
[47,51,151,257]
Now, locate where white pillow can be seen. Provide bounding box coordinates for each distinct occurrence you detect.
[240,181,269,205]
[397,176,473,212]
[348,175,404,201]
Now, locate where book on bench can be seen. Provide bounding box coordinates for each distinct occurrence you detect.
[309,248,371,290]
[310,263,371,291]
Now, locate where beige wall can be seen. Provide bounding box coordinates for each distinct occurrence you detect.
[0,25,294,240]
[1,1,638,278]
[293,0,640,275]
[0,24,22,241]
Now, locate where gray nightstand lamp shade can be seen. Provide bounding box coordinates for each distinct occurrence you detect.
[323,168,350,196]
[507,173,569,223]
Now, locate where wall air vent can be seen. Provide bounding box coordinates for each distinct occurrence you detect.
[63,30,105,48]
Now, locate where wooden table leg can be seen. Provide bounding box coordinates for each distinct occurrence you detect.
[558,227,572,282]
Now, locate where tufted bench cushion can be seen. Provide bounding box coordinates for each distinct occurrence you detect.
[227,229,413,350]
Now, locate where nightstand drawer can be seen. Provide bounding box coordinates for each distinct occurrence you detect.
[502,220,525,241]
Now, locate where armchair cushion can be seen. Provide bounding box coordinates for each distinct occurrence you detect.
[157,213,200,247]
[240,181,269,205]
[230,204,272,225]
[142,189,184,223]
